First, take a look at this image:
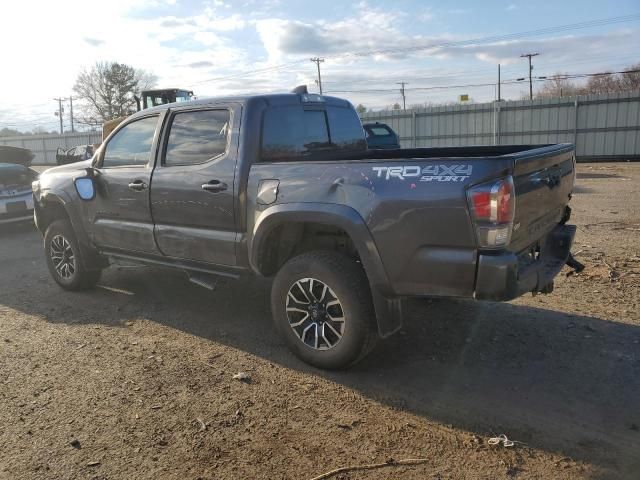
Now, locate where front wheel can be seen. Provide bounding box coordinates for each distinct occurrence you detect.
[44,219,101,291]
[271,251,378,369]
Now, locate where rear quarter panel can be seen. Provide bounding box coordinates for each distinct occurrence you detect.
[248,157,512,297]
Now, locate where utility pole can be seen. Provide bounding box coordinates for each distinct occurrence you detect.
[397,82,408,111]
[310,57,325,94]
[497,64,501,101]
[520,53,539,100]
[53,97,66,135]
[69,96,75,133]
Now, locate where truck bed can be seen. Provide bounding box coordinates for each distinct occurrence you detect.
[249,143,575,298]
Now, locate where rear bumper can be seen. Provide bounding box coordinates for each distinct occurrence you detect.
[474,223,576,301]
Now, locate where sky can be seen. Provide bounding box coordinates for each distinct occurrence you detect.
[0,0,639,133]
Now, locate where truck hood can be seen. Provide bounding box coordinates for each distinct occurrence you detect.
[0,146,35,167]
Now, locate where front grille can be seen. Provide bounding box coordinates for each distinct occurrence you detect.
[0,186,32,199]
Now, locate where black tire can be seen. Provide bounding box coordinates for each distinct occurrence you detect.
[44,219,101,291]
[271,250,378,369]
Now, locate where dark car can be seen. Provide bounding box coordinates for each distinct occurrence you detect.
[0,146,37,225]
[363,122,401,149]
[56,145,95,166]
[33,89,578,369]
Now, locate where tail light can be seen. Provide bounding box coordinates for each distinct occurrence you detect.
[467,176,515,248]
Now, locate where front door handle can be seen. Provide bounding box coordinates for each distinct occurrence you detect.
[128,180,147,191]
[201,180,227,193]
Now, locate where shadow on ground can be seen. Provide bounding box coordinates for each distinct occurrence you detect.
[1,227,639,477]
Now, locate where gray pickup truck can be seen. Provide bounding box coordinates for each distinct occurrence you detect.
[33,89,577,369]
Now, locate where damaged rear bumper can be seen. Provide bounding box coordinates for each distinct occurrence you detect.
[474,223,576,301]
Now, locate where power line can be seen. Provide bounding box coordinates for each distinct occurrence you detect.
[316,54,638,92]
[186,14,640,88]
[325,68,640,95]
[189,59,308,87]
[326,14,640,61]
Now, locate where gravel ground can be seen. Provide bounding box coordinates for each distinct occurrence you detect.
[1,163,639,480]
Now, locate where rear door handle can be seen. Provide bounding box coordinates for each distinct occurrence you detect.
[201,180,227,193]
[128,180,147,191]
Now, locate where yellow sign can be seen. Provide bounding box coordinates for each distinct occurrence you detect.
[459,94,469,102]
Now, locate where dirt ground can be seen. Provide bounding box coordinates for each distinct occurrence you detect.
[1,163,638,480]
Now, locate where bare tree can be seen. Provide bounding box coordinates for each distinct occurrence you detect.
[619,63,640,91]
[535,73,581,98]
[135,69,159,92]
[583,73,620,95]
[355,104,367,115]
[73,62,157,123]
[536,64,640,99]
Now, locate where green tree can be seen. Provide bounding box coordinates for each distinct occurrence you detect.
[73,62,157,123]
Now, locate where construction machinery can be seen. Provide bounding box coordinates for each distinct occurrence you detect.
[102,88,194,140]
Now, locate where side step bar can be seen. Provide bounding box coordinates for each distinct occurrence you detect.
[187,272,220,290]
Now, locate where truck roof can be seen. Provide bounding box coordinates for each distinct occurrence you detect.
[136,93,353,117]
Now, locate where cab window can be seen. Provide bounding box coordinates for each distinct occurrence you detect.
[261,105,366,161]
[261,107,331,161]
[102,116,158,168]
[164,110,230,166]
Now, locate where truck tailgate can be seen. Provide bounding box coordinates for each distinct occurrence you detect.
[509,144,575,253]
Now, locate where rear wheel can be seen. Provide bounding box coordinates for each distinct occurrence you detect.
[271,251,378,369]
[44,220,101,290]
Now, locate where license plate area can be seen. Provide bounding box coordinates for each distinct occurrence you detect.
[6,201,27,213]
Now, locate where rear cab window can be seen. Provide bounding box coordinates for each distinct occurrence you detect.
[261,105,365,161]
[163,109,230,166]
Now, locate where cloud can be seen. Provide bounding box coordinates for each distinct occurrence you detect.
[186,61,215,68]
[419,8,434,22]
[506,4,517,11]
[255,5,429,60]
[159,17,197,28]
[1,0,639,131]
[463,30,639,66]
[83,37,104,47]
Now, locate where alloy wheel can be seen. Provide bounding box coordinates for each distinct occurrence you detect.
[285,277,345,350]
[50,234,76,280]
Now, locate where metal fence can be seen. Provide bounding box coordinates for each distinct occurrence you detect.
[361,91,640,161]
[0,132,101,165]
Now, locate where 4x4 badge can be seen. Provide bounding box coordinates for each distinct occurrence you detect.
[371,164,472,182]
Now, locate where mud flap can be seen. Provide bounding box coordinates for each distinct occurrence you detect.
[566,252,585,275]
[371,290,403,338]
